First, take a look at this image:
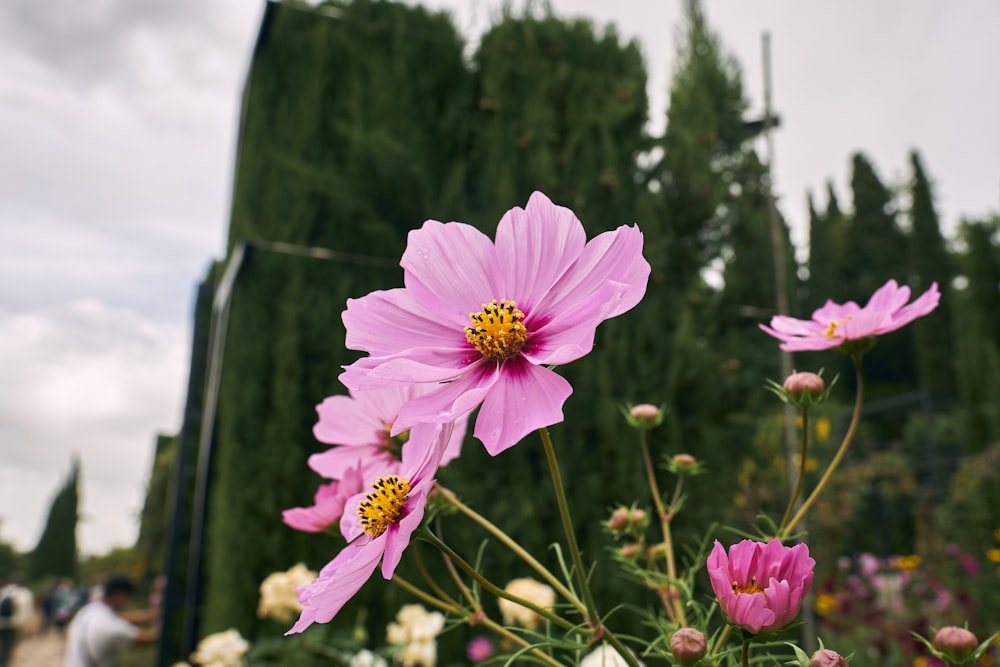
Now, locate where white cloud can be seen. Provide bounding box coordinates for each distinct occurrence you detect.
[0,300,188,555]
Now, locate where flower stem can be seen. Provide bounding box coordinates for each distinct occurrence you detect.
[785,355,865,534]
[742,639,750,667]
[778,407,810,535]
[436,484,586,614]
[392,575,563,667]
[639,430,687,626]
[538,427,600,627]
[417,528,578,633]
[538,428,644,667]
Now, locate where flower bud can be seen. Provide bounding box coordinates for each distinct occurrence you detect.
[669,628,707,664]
[625,403,664,430]
[668,453,701,476]
[606,507,649,534]
[932,626,979,662]
[809,648,849,667]
[784,372,825,399]
[619,543,640,559]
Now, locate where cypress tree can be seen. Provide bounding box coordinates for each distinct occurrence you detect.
[200,0,470,640]
[806,182,846,309]
[907,150,955,395]
[30,458,80,580]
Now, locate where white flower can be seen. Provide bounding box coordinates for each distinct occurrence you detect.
[497,578,556,630]
[385,605,444,667]
[579,644,644,667]
[190,629,249,667]
[257,563,317,623]
[350,649,388,667]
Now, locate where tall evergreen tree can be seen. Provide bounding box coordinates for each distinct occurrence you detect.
[806,182,845,309]
[30,458,79,580]
[907,150,955,395]
[952,218,1000,447]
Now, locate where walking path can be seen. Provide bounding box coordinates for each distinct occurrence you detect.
[10,630,64,667]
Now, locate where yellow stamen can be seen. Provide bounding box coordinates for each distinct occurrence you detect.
[823,315,853,338]
[731,576,765,596]
[357,475,411,538]
[465,299,527,361]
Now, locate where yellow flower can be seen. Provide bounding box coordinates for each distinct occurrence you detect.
[994,527,1000,542]
[814,593,837,617]
[815,417,831,443]
[987,548,1000,564]
[912,656,929,667]
[893,554,922,571]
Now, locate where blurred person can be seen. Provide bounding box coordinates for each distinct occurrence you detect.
[0,572,34,667]
[64,575,159,667]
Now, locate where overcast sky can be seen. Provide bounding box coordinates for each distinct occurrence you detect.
[1,0,998,557]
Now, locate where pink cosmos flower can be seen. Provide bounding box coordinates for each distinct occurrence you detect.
[707,539,815,635]
[308,386,468,480]
[340,191,650,455]
[282,465,364,533]
[287,422,450,634]
[760,279,940,352]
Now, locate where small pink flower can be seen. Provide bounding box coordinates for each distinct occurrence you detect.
[286,423,452,634]
[707,539,815,635]
[308,386,468,480]
[466,636,493,662]
[282,465,364,533]
[340,191,650,455]
[760,279,940,352]
[810,648,849,667]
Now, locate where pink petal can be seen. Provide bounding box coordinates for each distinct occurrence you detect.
[762,578,795,629]
[706,541,733,603]
[287,541,382,634]
[524,280,631,365]
[492,191,587,312]
[474,358,573,455]
[882,281,940,332]
[282,478,355,533]
[313,394,384,447]
[532,224,649,322]
[393,363,498,432]
[400,219,499,316]
[340,350,473,390]
[728,590,773,633]
[308,446,395,480]
[381,486,429,579]
[343,288,466,356]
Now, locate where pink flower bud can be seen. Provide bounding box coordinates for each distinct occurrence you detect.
[626,403,664,430]
[809,648,849,667]
[784,372,825,398]
[609,508,631,531]
[619,543,640,558]
[932,626,979,661]
[630,404,661,421]
[672,453,696,466]
[669,628,707,664]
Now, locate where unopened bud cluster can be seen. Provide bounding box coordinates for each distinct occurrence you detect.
[606,506,649,536]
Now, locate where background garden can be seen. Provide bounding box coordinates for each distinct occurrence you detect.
[3,0,998,665]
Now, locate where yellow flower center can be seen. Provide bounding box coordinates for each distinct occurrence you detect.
[823,315,853,338]
[731,576,765,596]
[357,475,411,538]
[465,299,527,361]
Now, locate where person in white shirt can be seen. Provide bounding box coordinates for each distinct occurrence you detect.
[64,575,159,667]
[0,572,35,667]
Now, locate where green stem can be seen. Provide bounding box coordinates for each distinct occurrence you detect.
[412,541,463,609]
[742,639,750,667]
[538,427,600,626]
[785,356,865,534]
[417,528,578,633]
[476,616,565,667]
[538,428,643,667]
[714,625,731,654]
[778,407,810,535]
[391,574,461,615]
[639,430,687,626]
[437,484,586,613]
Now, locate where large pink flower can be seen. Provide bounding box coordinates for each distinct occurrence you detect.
[287,423,451,634]
[760,279,940,352]
[707,539,815,635]
[340,191,650,455]
[282,465,364,533]
[308,386,468,480]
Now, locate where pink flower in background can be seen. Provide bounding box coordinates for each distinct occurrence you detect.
[308,386,468,480]
[287,424,452,634]
[340,191,650,455]
[466,636,494,663]
[707,539,815,634]
[282,465,364,533]
[760,279,940,352]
